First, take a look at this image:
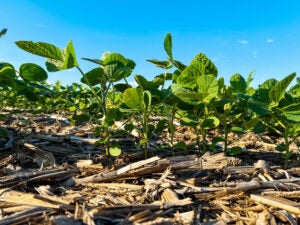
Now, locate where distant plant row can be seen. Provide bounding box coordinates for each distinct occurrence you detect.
[1,28,300,167]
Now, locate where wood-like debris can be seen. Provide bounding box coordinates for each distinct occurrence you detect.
[0,113,300,224]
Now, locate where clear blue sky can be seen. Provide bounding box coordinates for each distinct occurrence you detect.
[1,0,300,86]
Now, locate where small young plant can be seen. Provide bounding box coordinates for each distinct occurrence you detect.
[121,87,153,158]
[215,72,254,155]
[147,33,187,154]
[248,72,300,167]
[171,53,220,154]
[15,40,135,157]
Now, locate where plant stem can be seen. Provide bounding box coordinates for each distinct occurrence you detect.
[143,110,149,159]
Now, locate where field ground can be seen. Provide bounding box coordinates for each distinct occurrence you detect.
[0,112,299,224]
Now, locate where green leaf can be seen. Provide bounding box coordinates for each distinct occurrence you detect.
[231,126,245,134]
[124,123,135,132]
[63,40,78,68]
[106,108,123,122]
[180,116,199,127]
[147,59,172,69]
[155,119,167,133]
[171,84,202,105]
[46,40,78,71]
[248,99,271,116]
[0,63,16,87]
[81,68,105,86]
[19,63,48,82]
[123,88,143,109]
[269,72,296,106]
[143,90,152,111]
[244,117,260,130]
[168,58,186,71]
[197,75,219,103]
[164,33,173,59]
[109,141,122,157]
[114,83,132,92]
[140,138,149,145]
[15,41,63,60]
[82,58,103,65]
[72,113,90,122]
[0,28,7,38]
[255,79,277,104]
[177,53,217,89]
[228,146,243,155]
[174,141,186,150]
[230,73,247,93]
[201,116,220,129]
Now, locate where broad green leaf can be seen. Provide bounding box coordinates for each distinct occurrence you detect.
[177,61,203,89]
[155,119,167,133]
[46,40,78,71]
[72,113,90,122]
[123,88,143,109]
[269,72,296,106]
[171,84,203,105]
[255,79,277,104]
[201,116,220,129]
[27,83,52,92]
[19,63,48,82]
[135,74,151,89]
[230,73,247,93]
[105,108,123,122]
[109,141,122,157]
[248,99,271,116]
[124,123,135,132]
[231,126,245,134]
[63,40,78,69]
[0,63,16,77]
[103,52,127,65]
[81,68,105,86]
[180,116,199,126]
[228,146,243,155]
[114,83,132,92]
[164,33,173,59]
[191,53,218,77]
[146,59,172,69]
[15,41,63,60]
[283,111,300,122]
[177,53,217,89]
[0,64,16,87]
[18,88,39,101]
[244,117,260,130]
[197,75,219,103]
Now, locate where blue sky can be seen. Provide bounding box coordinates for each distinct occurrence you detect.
[1,0,300,86]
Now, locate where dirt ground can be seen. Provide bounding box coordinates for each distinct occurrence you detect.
[0,112,299,225]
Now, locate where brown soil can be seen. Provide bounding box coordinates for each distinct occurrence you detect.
[0,111,299,224]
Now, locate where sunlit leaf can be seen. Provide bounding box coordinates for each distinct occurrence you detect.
[19,63,48,82]
[15,41,63,60]
[164,33,173,59]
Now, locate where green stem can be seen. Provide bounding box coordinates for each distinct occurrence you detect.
[283,127,290,168]
[76,66,102,111]
[223,115,228,154]
[143,110,149,159]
